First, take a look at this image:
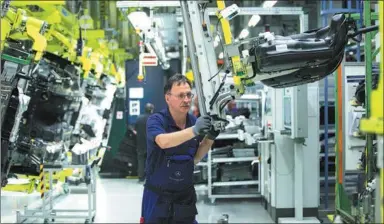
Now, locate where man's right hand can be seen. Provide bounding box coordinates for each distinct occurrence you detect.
[192,115,212,136]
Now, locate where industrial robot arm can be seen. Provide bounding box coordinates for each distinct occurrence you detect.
[225,13,378,89]
[127,10,171,72]
[181,2,378,131]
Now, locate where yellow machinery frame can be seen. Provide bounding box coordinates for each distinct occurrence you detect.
[1,7,48,62]
[6,1,126,84]
[0,1,125,194]
[216,1,247,94]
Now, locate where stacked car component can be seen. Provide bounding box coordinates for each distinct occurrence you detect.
[1,1,126,187]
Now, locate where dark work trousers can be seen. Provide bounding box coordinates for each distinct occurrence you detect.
[137,149,147,181]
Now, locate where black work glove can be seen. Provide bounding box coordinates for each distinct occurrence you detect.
[192,115,211,136]
[206,126,220,140]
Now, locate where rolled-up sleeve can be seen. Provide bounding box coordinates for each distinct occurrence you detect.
[146,114,166,143]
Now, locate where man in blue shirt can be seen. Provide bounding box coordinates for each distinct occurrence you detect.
[141,74,220,224]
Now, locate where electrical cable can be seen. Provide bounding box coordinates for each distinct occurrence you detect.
[209,69,230,109]
[208,18,225,82]
[200,2,208,23]
[220,99,231,112]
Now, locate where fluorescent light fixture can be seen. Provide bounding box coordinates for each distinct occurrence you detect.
[116,1,180,8]
[219,52,224,59]
[262,1,277,8]
[248,15,261,27]
[127,11,151,30]
[239,29,249,39]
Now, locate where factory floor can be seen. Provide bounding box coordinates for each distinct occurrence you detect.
[1,178,273,223]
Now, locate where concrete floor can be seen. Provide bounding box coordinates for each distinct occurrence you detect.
[1,178,273,223]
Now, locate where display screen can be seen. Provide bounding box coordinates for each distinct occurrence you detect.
[284,97,291,128]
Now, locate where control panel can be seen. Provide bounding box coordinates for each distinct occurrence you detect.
[282,85,308,139]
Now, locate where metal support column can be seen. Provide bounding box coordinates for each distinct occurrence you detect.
[294,142,304,220]
[179,1,222,117]
[360,2,383,222]
[379,5,383,223]
[360,2,383,223]
[180,0,207,115]
[363,0,373,184]
[320,0,360,212]
[180,1,229,203]
[181,26,188,77]
[356,0,363,61]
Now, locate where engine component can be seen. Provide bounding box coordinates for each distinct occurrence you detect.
[1,1,124,189]
[8,55,83,175]
[217,163,255,182]
[1,41,34,186]
[247,13,349,88]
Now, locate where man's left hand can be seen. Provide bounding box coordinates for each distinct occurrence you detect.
[206,126,220,140]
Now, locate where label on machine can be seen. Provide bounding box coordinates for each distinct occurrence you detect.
[142,53,158,66]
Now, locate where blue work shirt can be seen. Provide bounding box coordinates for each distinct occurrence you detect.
[141,108,201,222]
[145,108,201,175]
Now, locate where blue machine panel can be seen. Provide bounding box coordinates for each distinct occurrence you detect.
[125,59,181,125]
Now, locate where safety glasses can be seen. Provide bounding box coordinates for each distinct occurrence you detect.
[167,92,194,100]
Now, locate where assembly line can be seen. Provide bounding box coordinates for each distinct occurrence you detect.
[1,0,383,223]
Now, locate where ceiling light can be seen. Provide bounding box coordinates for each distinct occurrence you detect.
[239,29,249,39]
[262,1,277,8]
[248,15,261,27]
[116,1,180,8]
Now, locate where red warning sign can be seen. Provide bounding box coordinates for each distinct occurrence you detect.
[142,53,158,66]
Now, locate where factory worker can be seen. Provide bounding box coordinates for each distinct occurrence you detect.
[140,73,220,223]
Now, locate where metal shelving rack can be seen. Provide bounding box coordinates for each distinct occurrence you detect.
[207,136,260,203]
[206,89,262,203]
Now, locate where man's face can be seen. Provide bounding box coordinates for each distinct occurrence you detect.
[165,82,193,114]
